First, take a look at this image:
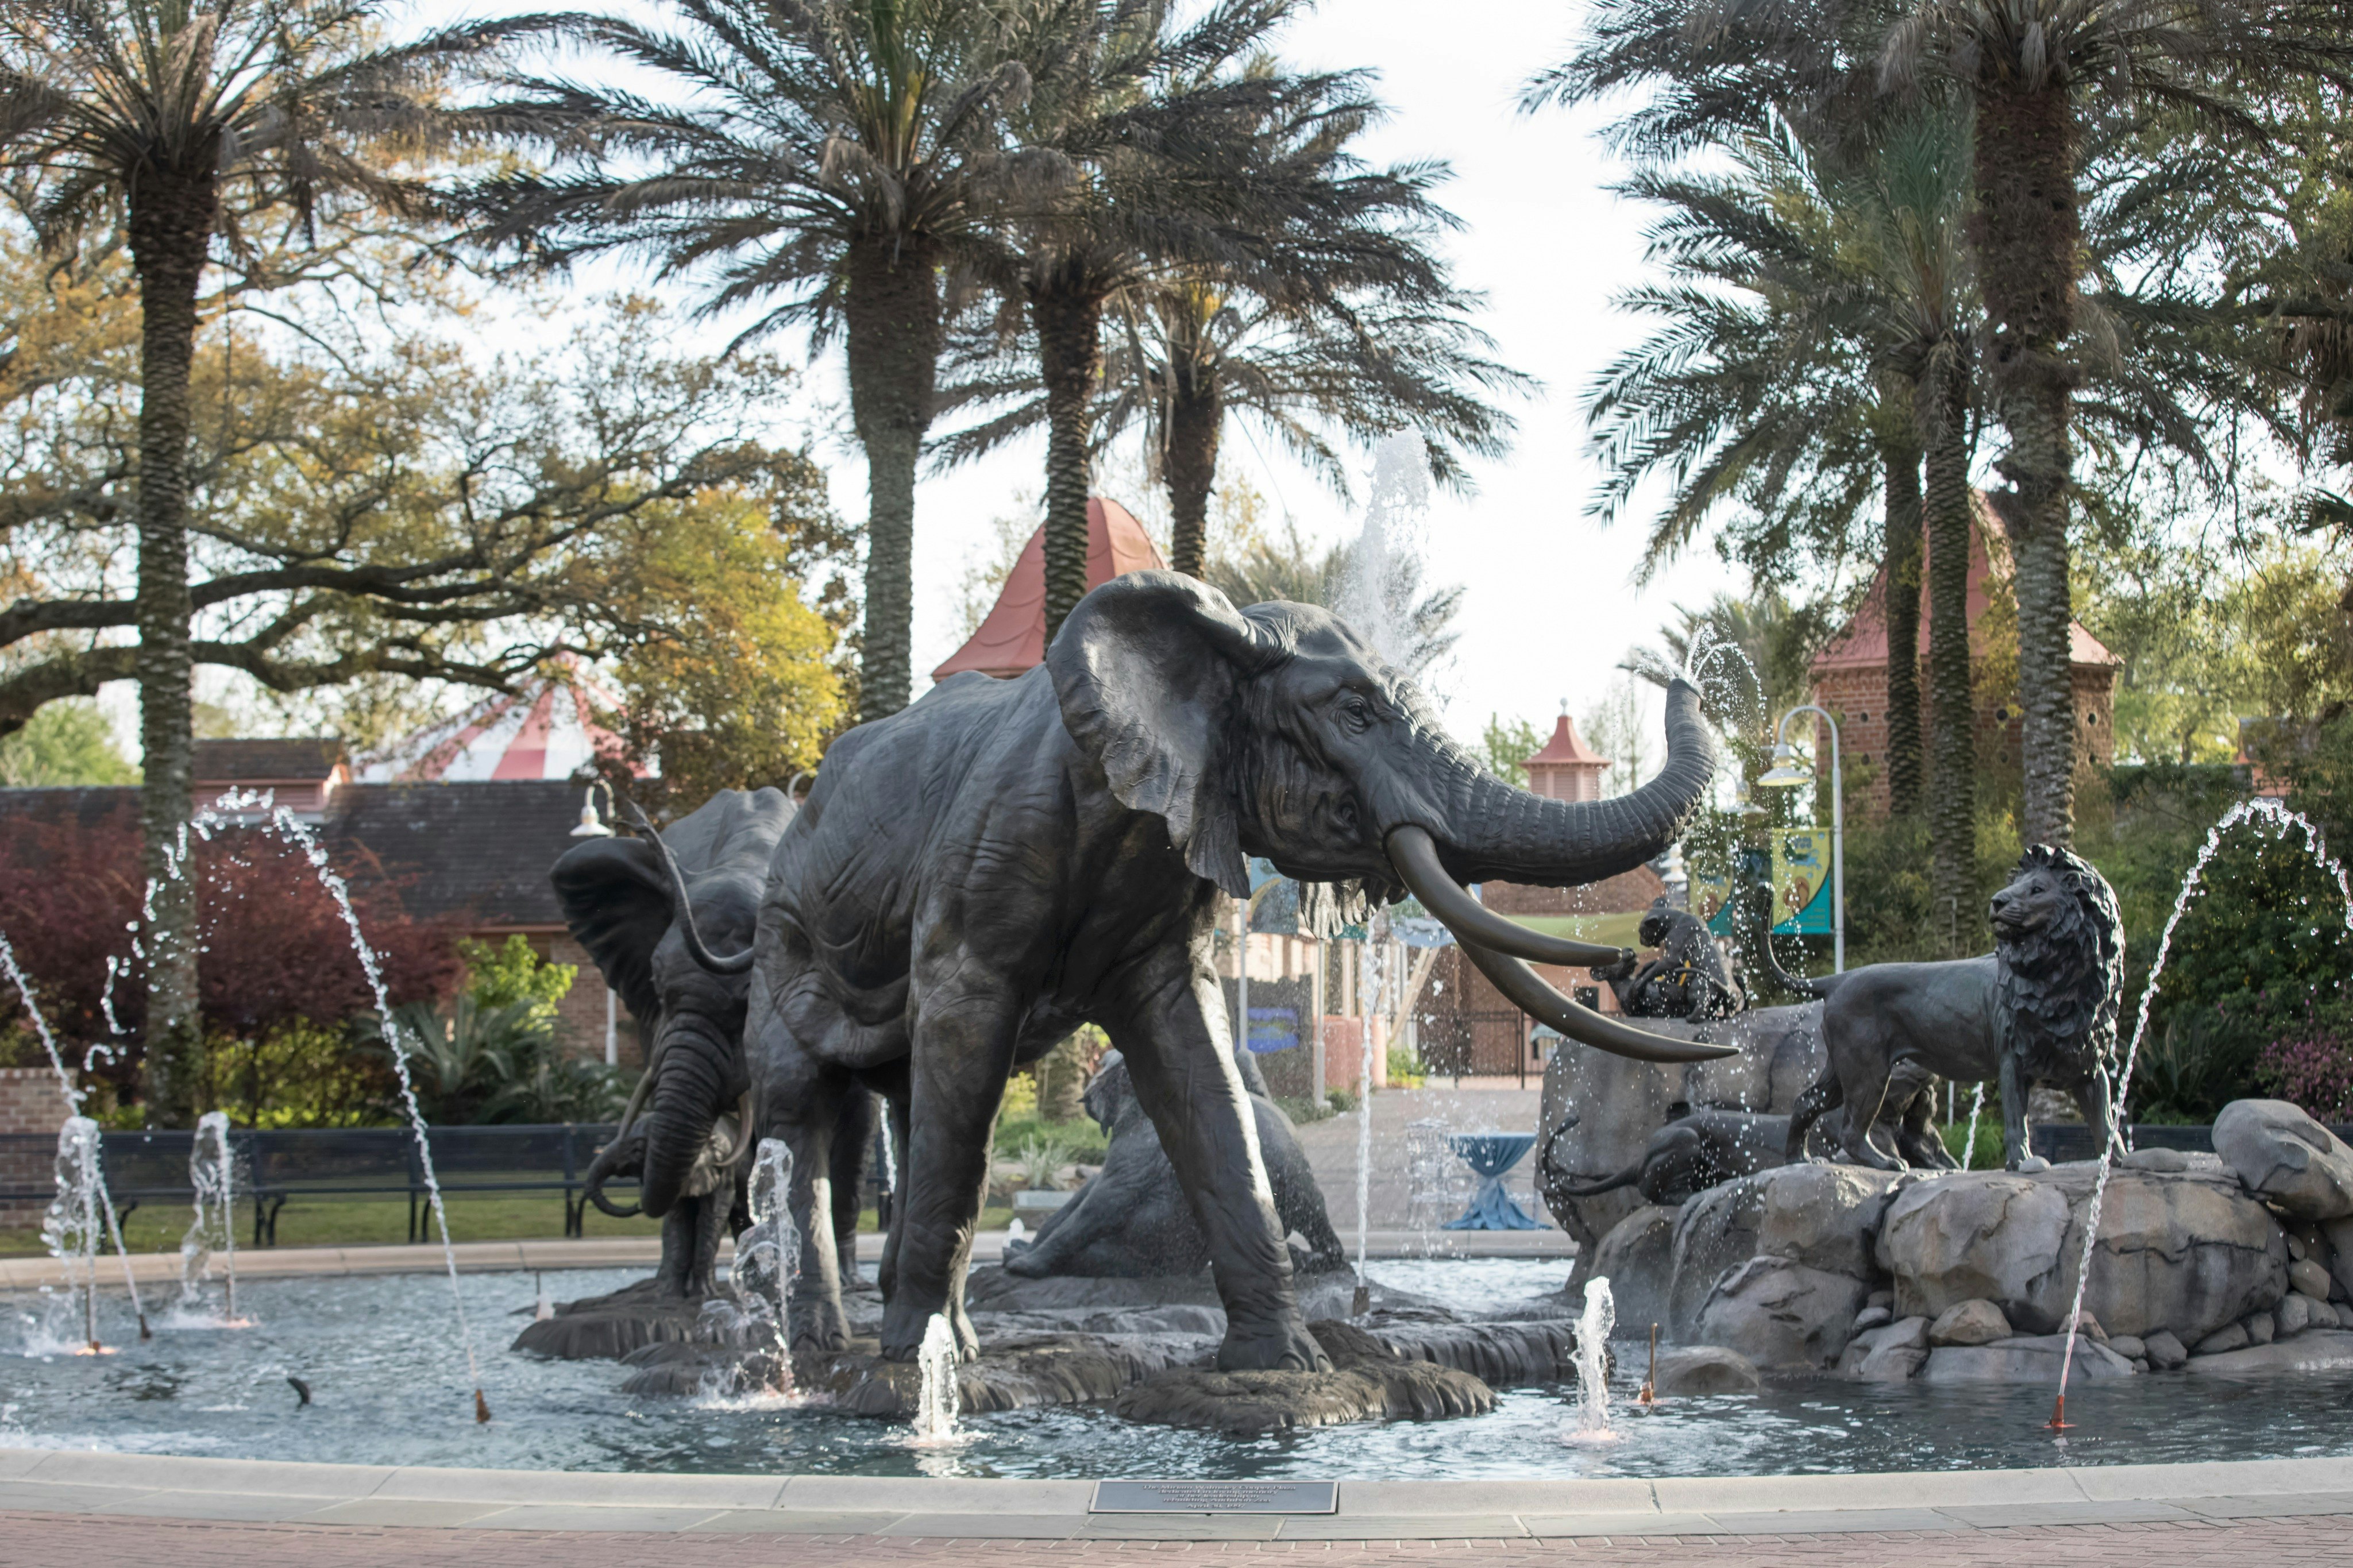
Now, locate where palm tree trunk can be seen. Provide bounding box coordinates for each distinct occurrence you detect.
[1033,288,1102,644]
[1973,82,2081,849]
[127,169,217,1126]
[1164,373,1221,577]
[1881,435,1924,817]
[843,233,944,723]
[1918,350,1973,955]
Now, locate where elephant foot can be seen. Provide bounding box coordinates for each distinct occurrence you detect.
[1214,1312,1329,1374]
[788,1295,851,1355]
[878,1297,978,1363]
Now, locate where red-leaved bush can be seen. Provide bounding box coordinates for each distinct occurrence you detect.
[2256,1030,2353,1123]
[0,804,461,1111]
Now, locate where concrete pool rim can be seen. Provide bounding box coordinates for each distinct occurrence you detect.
[3,1447,2350,1539]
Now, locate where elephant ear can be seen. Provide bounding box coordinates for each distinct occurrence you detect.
[549,836,670,1025]
[1047,571,1276,898]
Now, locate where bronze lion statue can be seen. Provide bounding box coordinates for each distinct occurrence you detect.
[1768,844,2127,1171]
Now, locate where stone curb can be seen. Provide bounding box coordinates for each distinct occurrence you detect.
[1,1448,2347,1538]
[0,1230,1575,1291]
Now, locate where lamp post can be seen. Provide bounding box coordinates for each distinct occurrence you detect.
[1757,705,1845,974]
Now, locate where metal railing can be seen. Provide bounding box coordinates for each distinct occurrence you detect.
[0,1123,621,1245]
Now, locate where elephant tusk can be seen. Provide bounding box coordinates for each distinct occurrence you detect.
[1386,825,1635,968]
[626,800,755,974]
[1456,937,1738,1064]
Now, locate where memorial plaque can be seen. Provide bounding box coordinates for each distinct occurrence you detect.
[1090,1480,1338,1515]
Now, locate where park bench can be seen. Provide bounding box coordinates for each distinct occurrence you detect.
[0,1123,621,1246]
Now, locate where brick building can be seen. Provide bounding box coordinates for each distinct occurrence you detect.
[1810,493,2121,818]
[0,685,649,1078]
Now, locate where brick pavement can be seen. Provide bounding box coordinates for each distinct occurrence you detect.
[7,1512,2353,1567]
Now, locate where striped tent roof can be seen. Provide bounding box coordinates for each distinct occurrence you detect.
[358,661,647,783]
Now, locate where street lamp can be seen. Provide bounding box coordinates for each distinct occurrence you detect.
[1756,705,1845,973]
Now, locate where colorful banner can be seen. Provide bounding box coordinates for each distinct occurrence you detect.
[1772,831,1831,935]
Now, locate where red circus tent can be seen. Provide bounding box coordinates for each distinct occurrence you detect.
[932,497,1166,681]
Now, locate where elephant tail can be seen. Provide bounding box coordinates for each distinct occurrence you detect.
[627,801,753,974]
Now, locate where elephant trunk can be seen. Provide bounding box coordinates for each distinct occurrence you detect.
[582,1126,643,1219]
[1376,678,1734,1066]
[639,1018,732,1218]
[1427,678,1717,887]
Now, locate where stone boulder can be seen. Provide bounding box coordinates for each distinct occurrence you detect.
[1879,1173,2073,1328]
[1927,1298,2012,1347]
[1667,1178,1766,1339]
[1666,1164,1900,1342]
[1695,1257,1870,1370]
[2327,1218,2353,1301]
[2185,1328,2353,1376]
[1918,1334,2135,1384]
[1590,1205,1677,1335]
[1651,1345,1761,1395]
[1878,1164,2287,1345]
[1836,1315,1928,1381]
[2215,1100,2353,1222]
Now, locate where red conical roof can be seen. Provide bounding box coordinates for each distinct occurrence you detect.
[933,498,1167,681]
[1812,492,2118,674]
[1526,712,1609,770]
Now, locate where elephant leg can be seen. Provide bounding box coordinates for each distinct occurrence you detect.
[1102,948,1326,1373]
[754,1044,854,1354]
[655,1202,699,1300]
[881,982,1020,1363]
[831,1088,876,1287]
[877,1082,911,1306]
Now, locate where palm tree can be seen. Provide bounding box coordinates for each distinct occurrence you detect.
[1581,114,1973,831]
[970,0,1455,638]
[465,0,1048,724]
[939,270,1527,577]
[1878,0,2353,849]
[0,0,492,1119]
[1199,517,1463,678]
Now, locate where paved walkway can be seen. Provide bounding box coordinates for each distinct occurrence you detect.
[1295,1081,1551,1234]
[8,1512,2350,1565]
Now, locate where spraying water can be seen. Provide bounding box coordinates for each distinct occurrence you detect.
[2049,798,2353,1428]
[1961,1081,1986,1171]
[913,1313,960,1441]
[177,1110,242,1324]
[1565,1275,1617,1445]
[184,791,490,1421]
[41,1118,106,1353]
[1,932,149,1339]
[730,1138,799,1398]
[1352,916,1388,1315]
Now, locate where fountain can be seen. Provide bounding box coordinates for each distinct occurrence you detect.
[913,1313,959,1442]
[156,791,489,1420]
[729,1138,798,1398]
[2,930,149,1340]
[41,1117,105,1354]
[176,1110,242,1325]
[1566,1275,1617,1445]
[2049,797,2353,1428]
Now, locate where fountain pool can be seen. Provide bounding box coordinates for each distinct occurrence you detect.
[7,1258,2351,1480]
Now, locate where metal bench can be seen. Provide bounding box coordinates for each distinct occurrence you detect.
[0,1123,621,1246]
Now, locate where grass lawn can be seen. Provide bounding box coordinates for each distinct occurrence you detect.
[1,1196,1020,1257]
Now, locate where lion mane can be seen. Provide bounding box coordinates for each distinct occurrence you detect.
[1994,843,2127,1087]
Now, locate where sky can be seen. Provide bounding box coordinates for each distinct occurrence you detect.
[885,0,1746,741]
[172,0,1752,760]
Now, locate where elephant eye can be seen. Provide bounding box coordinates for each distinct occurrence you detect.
[1340,695,1374,731]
